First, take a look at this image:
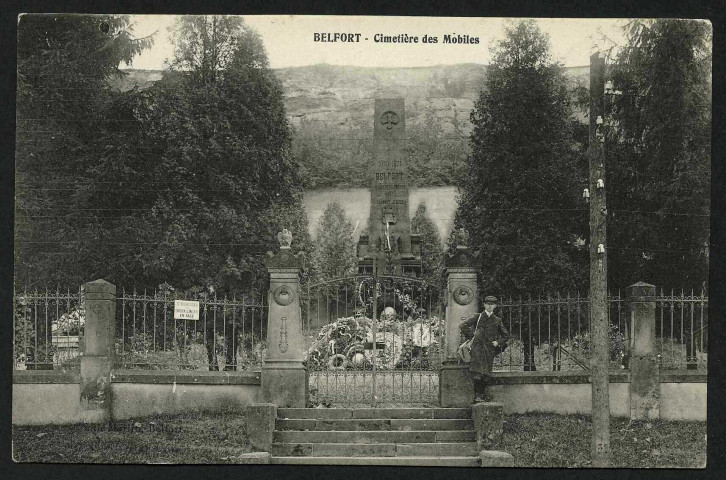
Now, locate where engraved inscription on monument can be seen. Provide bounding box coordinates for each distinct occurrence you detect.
[357,98,421,276]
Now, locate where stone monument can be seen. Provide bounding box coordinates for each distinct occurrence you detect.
[262,230,307,407]
[357,98,421,276]
[440,231,479,406]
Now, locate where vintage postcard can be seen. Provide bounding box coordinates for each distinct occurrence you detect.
[12,14,710,468]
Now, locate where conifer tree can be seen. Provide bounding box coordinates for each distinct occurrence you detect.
[457,19,587,297]
[15,14,153,288]
[411,203,444,287]
[607,19,711,289]
[311,203,357,282]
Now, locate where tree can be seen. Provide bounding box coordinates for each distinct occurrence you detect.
[15,14,153,288]
[293,108,469,190]
[311,203,357,282]
[411,203,444,287]
[170,16,269,85]
[405,111,469,187]
[457,19,588,297]
[67,15,305,296]
[607,19,711,290]
[292,116,374,190]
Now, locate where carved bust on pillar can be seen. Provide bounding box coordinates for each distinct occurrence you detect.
[446,228,475,269]
[277,228,293,249]
[266,229,304,270]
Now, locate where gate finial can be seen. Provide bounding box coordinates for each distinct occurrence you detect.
[278,229,293,249]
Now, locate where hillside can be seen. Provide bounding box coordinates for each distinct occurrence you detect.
[115,64,588,135]
[114,64,589,189]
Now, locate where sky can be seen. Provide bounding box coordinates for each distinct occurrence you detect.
[124,16,629,70]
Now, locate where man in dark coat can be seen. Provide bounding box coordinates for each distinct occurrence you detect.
[459,295,509,402]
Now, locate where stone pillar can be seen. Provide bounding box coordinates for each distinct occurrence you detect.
[628,282,660,420]
[472,402,504,450]
[246,403,278,451]
[262,230,307,407]
[440,243,479,407]
[80,279,116,418]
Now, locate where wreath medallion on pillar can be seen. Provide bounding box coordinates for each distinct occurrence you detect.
[274,285,295,306]
[452,285,474,306]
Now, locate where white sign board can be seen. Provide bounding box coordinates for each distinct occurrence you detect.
[174,300,200,320]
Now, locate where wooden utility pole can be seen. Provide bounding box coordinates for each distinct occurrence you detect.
[589,52,611,467]
[371,257,378,406]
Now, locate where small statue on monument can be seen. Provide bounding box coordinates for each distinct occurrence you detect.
[277,229,293,249]
[453,228,470,250]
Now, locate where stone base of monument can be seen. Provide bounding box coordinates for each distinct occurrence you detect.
[472,402,504,450]
[630,354,660,420]
[439,362,475,407]
[479,450,514,467]
[261,361,308,408]
[246,403,278,451]
[80,355,113,412]
[235,452,271,464]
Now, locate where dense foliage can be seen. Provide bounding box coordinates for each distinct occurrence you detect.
[606,19,711,289]
[15,15,309,296]
[293,113,469,189]
[16,14,153,288]
[293,118,373,190]
[457,20,588,296]
[411,203,444,287]
[310,202,357,282]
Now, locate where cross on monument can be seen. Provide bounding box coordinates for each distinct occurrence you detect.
[357,98,422,276]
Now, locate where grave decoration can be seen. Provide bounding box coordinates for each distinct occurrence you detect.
[305,307,443,371]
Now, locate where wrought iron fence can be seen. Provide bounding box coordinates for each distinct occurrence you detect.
[482,290,707,372]
[656,289,708,370]
[13,284,707,374]
[304,275,444,405]
[115,289,267,371]
[13,287,84,371]
[491,293,620,372]
[12,286,267,372]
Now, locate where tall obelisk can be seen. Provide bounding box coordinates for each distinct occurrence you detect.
[357,98,421,276]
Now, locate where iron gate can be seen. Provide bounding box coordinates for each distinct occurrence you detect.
[304,275,445,406]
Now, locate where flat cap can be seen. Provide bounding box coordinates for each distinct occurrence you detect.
[484,295,498,303]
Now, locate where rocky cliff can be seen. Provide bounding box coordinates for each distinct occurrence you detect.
[115,63,589,137]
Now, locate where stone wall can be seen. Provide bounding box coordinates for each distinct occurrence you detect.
[12,371,705,424]
[487,371,706,420]
[12,371,262,425]
[13,374,105,425]
[659,381,708,421]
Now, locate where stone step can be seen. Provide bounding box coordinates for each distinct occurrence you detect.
[277,407,471,420]
[271,442,480,457]
[273,430,476,444]
[276,418,474,431]
[270,455,481,466]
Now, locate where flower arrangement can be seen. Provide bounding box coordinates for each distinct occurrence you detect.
[305,312,443,371]
[52,308,85,336]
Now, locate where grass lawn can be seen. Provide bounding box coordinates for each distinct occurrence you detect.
[12,411,254,464]
[501,413,706,468]
[13,410,706,467]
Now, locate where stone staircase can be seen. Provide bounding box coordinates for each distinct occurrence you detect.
[268,407,484,466]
